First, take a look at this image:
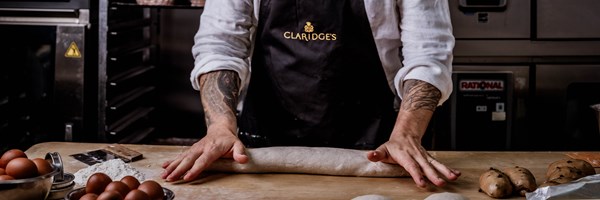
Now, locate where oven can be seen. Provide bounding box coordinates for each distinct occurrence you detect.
[431,65,529,151]
[0,0,92,150]
[433,0,600,151]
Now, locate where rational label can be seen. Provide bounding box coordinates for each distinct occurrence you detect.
[459,80,504,91]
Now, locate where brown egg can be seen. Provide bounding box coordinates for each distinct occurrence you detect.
[0,175,15,181]
[31,158,54,175]
[5,158,38,179]
[79,193,99,200]
[105,181,131,197]
[0,168,5,175]
[123,189,150,200]
[0,149,27,168]
[120,176,140,190]
[97,190,123,200]
[137,180,164,200]
[86,173,113,195]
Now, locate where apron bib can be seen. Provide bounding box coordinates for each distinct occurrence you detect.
[238,0,396,149]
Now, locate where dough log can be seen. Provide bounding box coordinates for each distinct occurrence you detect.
[206,146,410,177]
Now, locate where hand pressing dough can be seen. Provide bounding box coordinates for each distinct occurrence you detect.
[206,146,409,177]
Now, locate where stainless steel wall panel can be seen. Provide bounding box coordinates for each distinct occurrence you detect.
[449,0,531,39]
[538,0,600,39]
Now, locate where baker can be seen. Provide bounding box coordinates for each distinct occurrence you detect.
[161,0,460,188]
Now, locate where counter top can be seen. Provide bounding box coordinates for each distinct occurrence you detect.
[25,142,598,200]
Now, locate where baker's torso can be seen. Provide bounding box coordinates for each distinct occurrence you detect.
[238,0,397,149]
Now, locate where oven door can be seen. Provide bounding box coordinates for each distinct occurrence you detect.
[430,65,529,151]
[0,8,90,149]
[535,65,600,150]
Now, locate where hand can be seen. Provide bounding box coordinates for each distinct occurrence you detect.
[160,126,248,182]
[366,135,461,188]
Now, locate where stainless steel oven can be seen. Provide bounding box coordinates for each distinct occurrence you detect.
[0,0,91,150]
[431,65,529,151]
[440,0,600,151]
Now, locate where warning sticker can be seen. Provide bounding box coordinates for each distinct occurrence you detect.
[65,42,81,58]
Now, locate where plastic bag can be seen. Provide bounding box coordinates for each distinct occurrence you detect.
[526,174,600,200]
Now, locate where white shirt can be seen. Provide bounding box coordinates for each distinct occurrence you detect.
[190,0,454,110]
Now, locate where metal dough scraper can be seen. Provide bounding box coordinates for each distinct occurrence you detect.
[69,144,143,165]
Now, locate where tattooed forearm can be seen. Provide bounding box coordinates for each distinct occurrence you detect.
[199,70,240,127]
[401,79,441,112]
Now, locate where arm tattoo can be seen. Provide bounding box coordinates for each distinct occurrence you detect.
[401,79,441,112]
[199,70,240,126]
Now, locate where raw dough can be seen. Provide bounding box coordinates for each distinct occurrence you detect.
[566,152,600,167]
[206,146,409,177]
[424,192,469,200]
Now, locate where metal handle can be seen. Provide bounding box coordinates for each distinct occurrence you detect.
[0,8,75,12]
[65,123,73,142]
[0,9,89,25]
[459,0,507,11]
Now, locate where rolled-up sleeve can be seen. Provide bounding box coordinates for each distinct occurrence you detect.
[394,0,454,105]
[190,0,255,92]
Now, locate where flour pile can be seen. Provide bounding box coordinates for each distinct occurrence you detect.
[73,159,146,187]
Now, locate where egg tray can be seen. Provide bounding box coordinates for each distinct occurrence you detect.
[64,187,175,200]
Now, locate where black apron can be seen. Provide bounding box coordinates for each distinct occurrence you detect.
[238,0,396,149]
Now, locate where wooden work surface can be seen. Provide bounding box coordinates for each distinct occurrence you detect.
[25,142,599,200]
